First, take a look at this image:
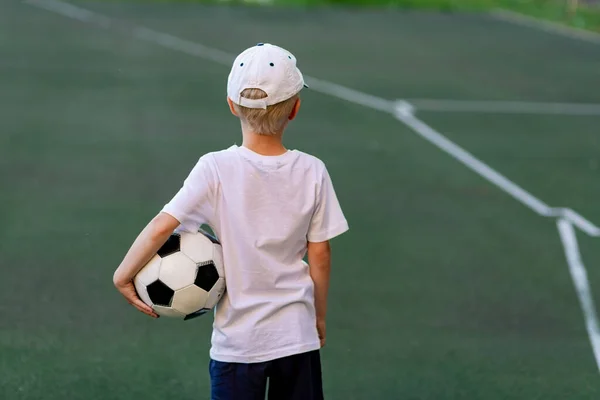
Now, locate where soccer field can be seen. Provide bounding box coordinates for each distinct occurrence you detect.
[2,1,600,399]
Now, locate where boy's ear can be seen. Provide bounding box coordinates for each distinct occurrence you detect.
[227,97,238,116]
[288,98,301,121]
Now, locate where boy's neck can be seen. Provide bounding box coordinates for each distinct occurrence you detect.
[241,130,287,156]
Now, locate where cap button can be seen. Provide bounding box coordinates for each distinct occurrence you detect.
[257,43,264,46]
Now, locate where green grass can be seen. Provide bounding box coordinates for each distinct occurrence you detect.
[2,1,600,399]
[292,0,600,33]
[123,0,600,33]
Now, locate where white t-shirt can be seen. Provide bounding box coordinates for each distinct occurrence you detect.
[162,145,349,363]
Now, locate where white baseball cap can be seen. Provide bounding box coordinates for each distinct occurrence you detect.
[227,43,307,109]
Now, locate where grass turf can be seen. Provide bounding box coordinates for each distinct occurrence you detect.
[2,1,600,399]
[114,0,600,33]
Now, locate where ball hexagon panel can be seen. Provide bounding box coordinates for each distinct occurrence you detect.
[205,278,226,309]
[171,285,209,315]
[194,262,220,292]
[135,284,153,308]
[157,233,180,258]
[153,305,185,319]
[159,252,197,291]
[180,231,216,264]
[134,254,162,306]
[134,254,162,286]
[147,280,174,307]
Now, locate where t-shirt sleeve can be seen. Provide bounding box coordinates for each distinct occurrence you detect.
[161,155,217,233]
[307,166,349,243]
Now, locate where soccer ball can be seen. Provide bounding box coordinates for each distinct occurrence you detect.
[134,229,226,320]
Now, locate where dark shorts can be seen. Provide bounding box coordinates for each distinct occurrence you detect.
[209,350,324,400]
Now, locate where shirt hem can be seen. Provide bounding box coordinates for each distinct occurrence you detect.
[161,208,197,233]
[209,341,321,364]
[307,219,349,243]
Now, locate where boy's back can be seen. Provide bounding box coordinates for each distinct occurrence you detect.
[113,43,348,400]
[162,144,348,363]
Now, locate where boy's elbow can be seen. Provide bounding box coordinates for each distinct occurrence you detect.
[307,240,331,266]
[150,213,179,240]
[113,269,126,287]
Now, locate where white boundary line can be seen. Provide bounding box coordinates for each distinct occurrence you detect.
[491,9,600,45]
[395,101,553,216]
[558,219,600,372]
[407,99,600,116]
[395,101,600,373]
[393,101,600,237]
[550,208,600,237]
[25,0,600,373]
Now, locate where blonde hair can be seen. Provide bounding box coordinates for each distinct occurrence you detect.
[232,88,299,136]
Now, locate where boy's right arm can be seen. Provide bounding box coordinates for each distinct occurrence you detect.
[307,240,331,347]
[306,164,349,348]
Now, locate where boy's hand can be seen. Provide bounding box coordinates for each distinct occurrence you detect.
[114,279,159,318]
[112,213,179,319]
[317,319,326,347]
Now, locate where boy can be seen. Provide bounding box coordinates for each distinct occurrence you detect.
[113,43,349,400]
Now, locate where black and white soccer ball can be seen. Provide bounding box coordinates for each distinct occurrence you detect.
[134,229,226,320]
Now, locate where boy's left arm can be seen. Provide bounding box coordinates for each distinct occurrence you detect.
[113,212,181,318]
[114,155,216,318]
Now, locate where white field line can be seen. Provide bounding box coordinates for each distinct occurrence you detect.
[304,77,395,114]
[558,219,600,373]
[132,27,233,65]
[394,101,600,237]
[491,9,600,45]
[24,0,113,28]
[394,101,552,216]
[407,99,600,116]
[27,0,600,374]
[549,208,600,237]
